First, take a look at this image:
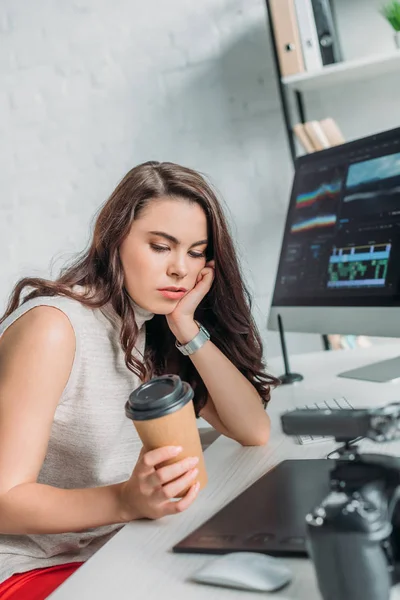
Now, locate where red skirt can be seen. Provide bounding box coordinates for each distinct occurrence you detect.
[0,562,83,600]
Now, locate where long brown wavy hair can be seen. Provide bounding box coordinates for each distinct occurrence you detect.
[1,161,279,414]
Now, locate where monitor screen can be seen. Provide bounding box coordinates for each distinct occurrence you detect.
[271,127,400,311]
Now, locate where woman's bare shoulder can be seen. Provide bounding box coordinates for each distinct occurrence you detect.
[0,305,75,353]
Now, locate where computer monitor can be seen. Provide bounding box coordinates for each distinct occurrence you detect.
[268,126,400,382]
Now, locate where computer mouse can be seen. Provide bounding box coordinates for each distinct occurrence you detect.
[191,551,293,592]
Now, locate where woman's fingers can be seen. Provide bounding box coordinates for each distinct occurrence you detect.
[134,447,202,518]
[196,266,214,287]
[167,482,201,514]
[154,467,199,501]
[151,456,199,487]
[140,446,182,473]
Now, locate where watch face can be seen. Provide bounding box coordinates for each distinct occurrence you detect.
[199,324,210,340]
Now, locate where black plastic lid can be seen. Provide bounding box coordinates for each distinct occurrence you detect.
[125,374,194,421]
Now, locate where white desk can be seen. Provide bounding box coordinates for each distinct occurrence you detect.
[50,344,400,600]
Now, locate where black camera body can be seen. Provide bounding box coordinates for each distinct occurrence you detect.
[281,404,400,600]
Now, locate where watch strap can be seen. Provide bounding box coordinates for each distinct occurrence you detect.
[175,322,210,356]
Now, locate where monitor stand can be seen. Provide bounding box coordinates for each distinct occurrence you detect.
[277,314,304,385]
[338,356,400,383]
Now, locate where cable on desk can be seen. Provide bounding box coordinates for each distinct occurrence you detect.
[326,437,364,459]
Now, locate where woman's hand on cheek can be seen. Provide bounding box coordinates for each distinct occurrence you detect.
[166,260,215,343]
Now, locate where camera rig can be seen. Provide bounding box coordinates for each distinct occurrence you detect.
[280,403,400,600]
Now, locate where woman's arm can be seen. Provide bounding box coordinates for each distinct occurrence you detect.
[0,306,202,535]
[0,482,127,535]
[167,260,271,447]
[0,307,129,534]
[170,319,270,447]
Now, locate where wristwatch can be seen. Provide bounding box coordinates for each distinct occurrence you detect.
[175,322,210,356]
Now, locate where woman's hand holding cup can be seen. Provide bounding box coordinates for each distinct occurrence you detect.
[119,445,201,521]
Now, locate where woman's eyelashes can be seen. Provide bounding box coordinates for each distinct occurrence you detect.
[150,243,169,253]
[150,243,206,259]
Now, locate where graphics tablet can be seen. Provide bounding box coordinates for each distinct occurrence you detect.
[173,459,332,557]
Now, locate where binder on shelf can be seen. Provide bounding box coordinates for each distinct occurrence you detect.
[293,0,323,72]
[319,117,345,146]
[310,0,342,66]
[303,120,331,150]
[293,123,315,153]
[269,0,305,77]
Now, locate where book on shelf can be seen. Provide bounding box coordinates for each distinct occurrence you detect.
[293,117,345,152]
[293,123,315,153]
[269,0,305,77]
[319,117,345,145]
[304,120,330,150]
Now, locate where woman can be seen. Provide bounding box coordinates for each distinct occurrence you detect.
[0,161,279,599]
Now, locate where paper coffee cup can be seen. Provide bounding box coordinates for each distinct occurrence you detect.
[125,374,208,497]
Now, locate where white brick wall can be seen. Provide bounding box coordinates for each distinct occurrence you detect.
[1,0,399,360]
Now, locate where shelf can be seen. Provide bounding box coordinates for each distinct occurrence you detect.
[282,50,400,93]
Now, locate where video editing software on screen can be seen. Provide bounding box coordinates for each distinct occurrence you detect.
[272,129,400,308]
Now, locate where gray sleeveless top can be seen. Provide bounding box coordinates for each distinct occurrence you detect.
[0,289,154,582]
